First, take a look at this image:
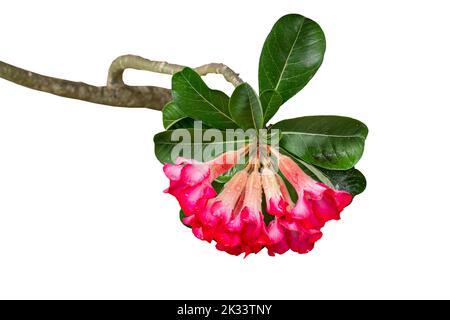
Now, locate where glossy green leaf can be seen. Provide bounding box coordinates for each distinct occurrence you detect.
[179,210,191,228]
[169,118,215,130]
[212,180,225,194]
[278,173,299,202]
[214,163,246,184]
[260,90,283,124]
[229,83,263,129]
[273,116,368,170]
[281,148,367,196]
[319,167,366,196]
[167,117,197,129]
[261,194,275,225]
[162,102,187,129]
[259,14,326,104]
[153,128,249,164]
[172,67,238,129]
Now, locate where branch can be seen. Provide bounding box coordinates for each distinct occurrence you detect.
[107,55,184,86]
[195,63,244,87]
[0,60,172,110]
[108,55,244,87]
[0,55,244,111]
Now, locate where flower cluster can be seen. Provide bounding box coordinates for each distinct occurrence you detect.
[163,146,352,257]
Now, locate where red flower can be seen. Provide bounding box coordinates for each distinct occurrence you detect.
[214,170,270,256]
[276,152,352,229]
[192,170,249,242]
[163,145,353,257]
[267,218,322,256]
[163,149,244,216]
[261,167,290,217]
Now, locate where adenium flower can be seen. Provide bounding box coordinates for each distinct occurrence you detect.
[192,170,249,243]
[260,164,322,255]
[261,166,290,217]
[214,170,270,256]
[267,218,323,256]
[163,145,353,257]
[273,148,353,229]
[163,149,245,217]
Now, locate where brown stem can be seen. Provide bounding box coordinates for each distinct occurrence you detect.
[0,60,172,110]
[0,56,243,111]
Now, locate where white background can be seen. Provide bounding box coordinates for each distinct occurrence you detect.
[1,0,449,299]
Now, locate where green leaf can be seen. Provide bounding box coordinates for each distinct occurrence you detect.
[229,83,264,129]
[162,102,188,129]
[167,117,197,129]
[259,14,326,103]
[172,67,238,129]
[162,100,212,130]
[179,210,191,228]
[214,163,246,184]
[281,148,367,196]
[319,167,367,196]
[153,128,250,164]
[278,173,299,203]
[212,180,225,193]
[261,194,275,225]
[293,157,333,186]
[260,90,283,124]
[169,118,215,130]
[273,116,368,170]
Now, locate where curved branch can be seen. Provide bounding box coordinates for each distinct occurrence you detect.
[108,55,244,87]
[195,63,244,87]
[0,55,244,111]
[108,55,184,86]
[0,60,172,110]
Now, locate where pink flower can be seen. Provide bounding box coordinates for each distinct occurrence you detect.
[267,218,322,256]
[214,170,270,256]
[163,149,244,216]
[260,162,323,255]
[162,145,354,257]
[192,170,249,242]
[276,152,353,229]
[261,167,290,217]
